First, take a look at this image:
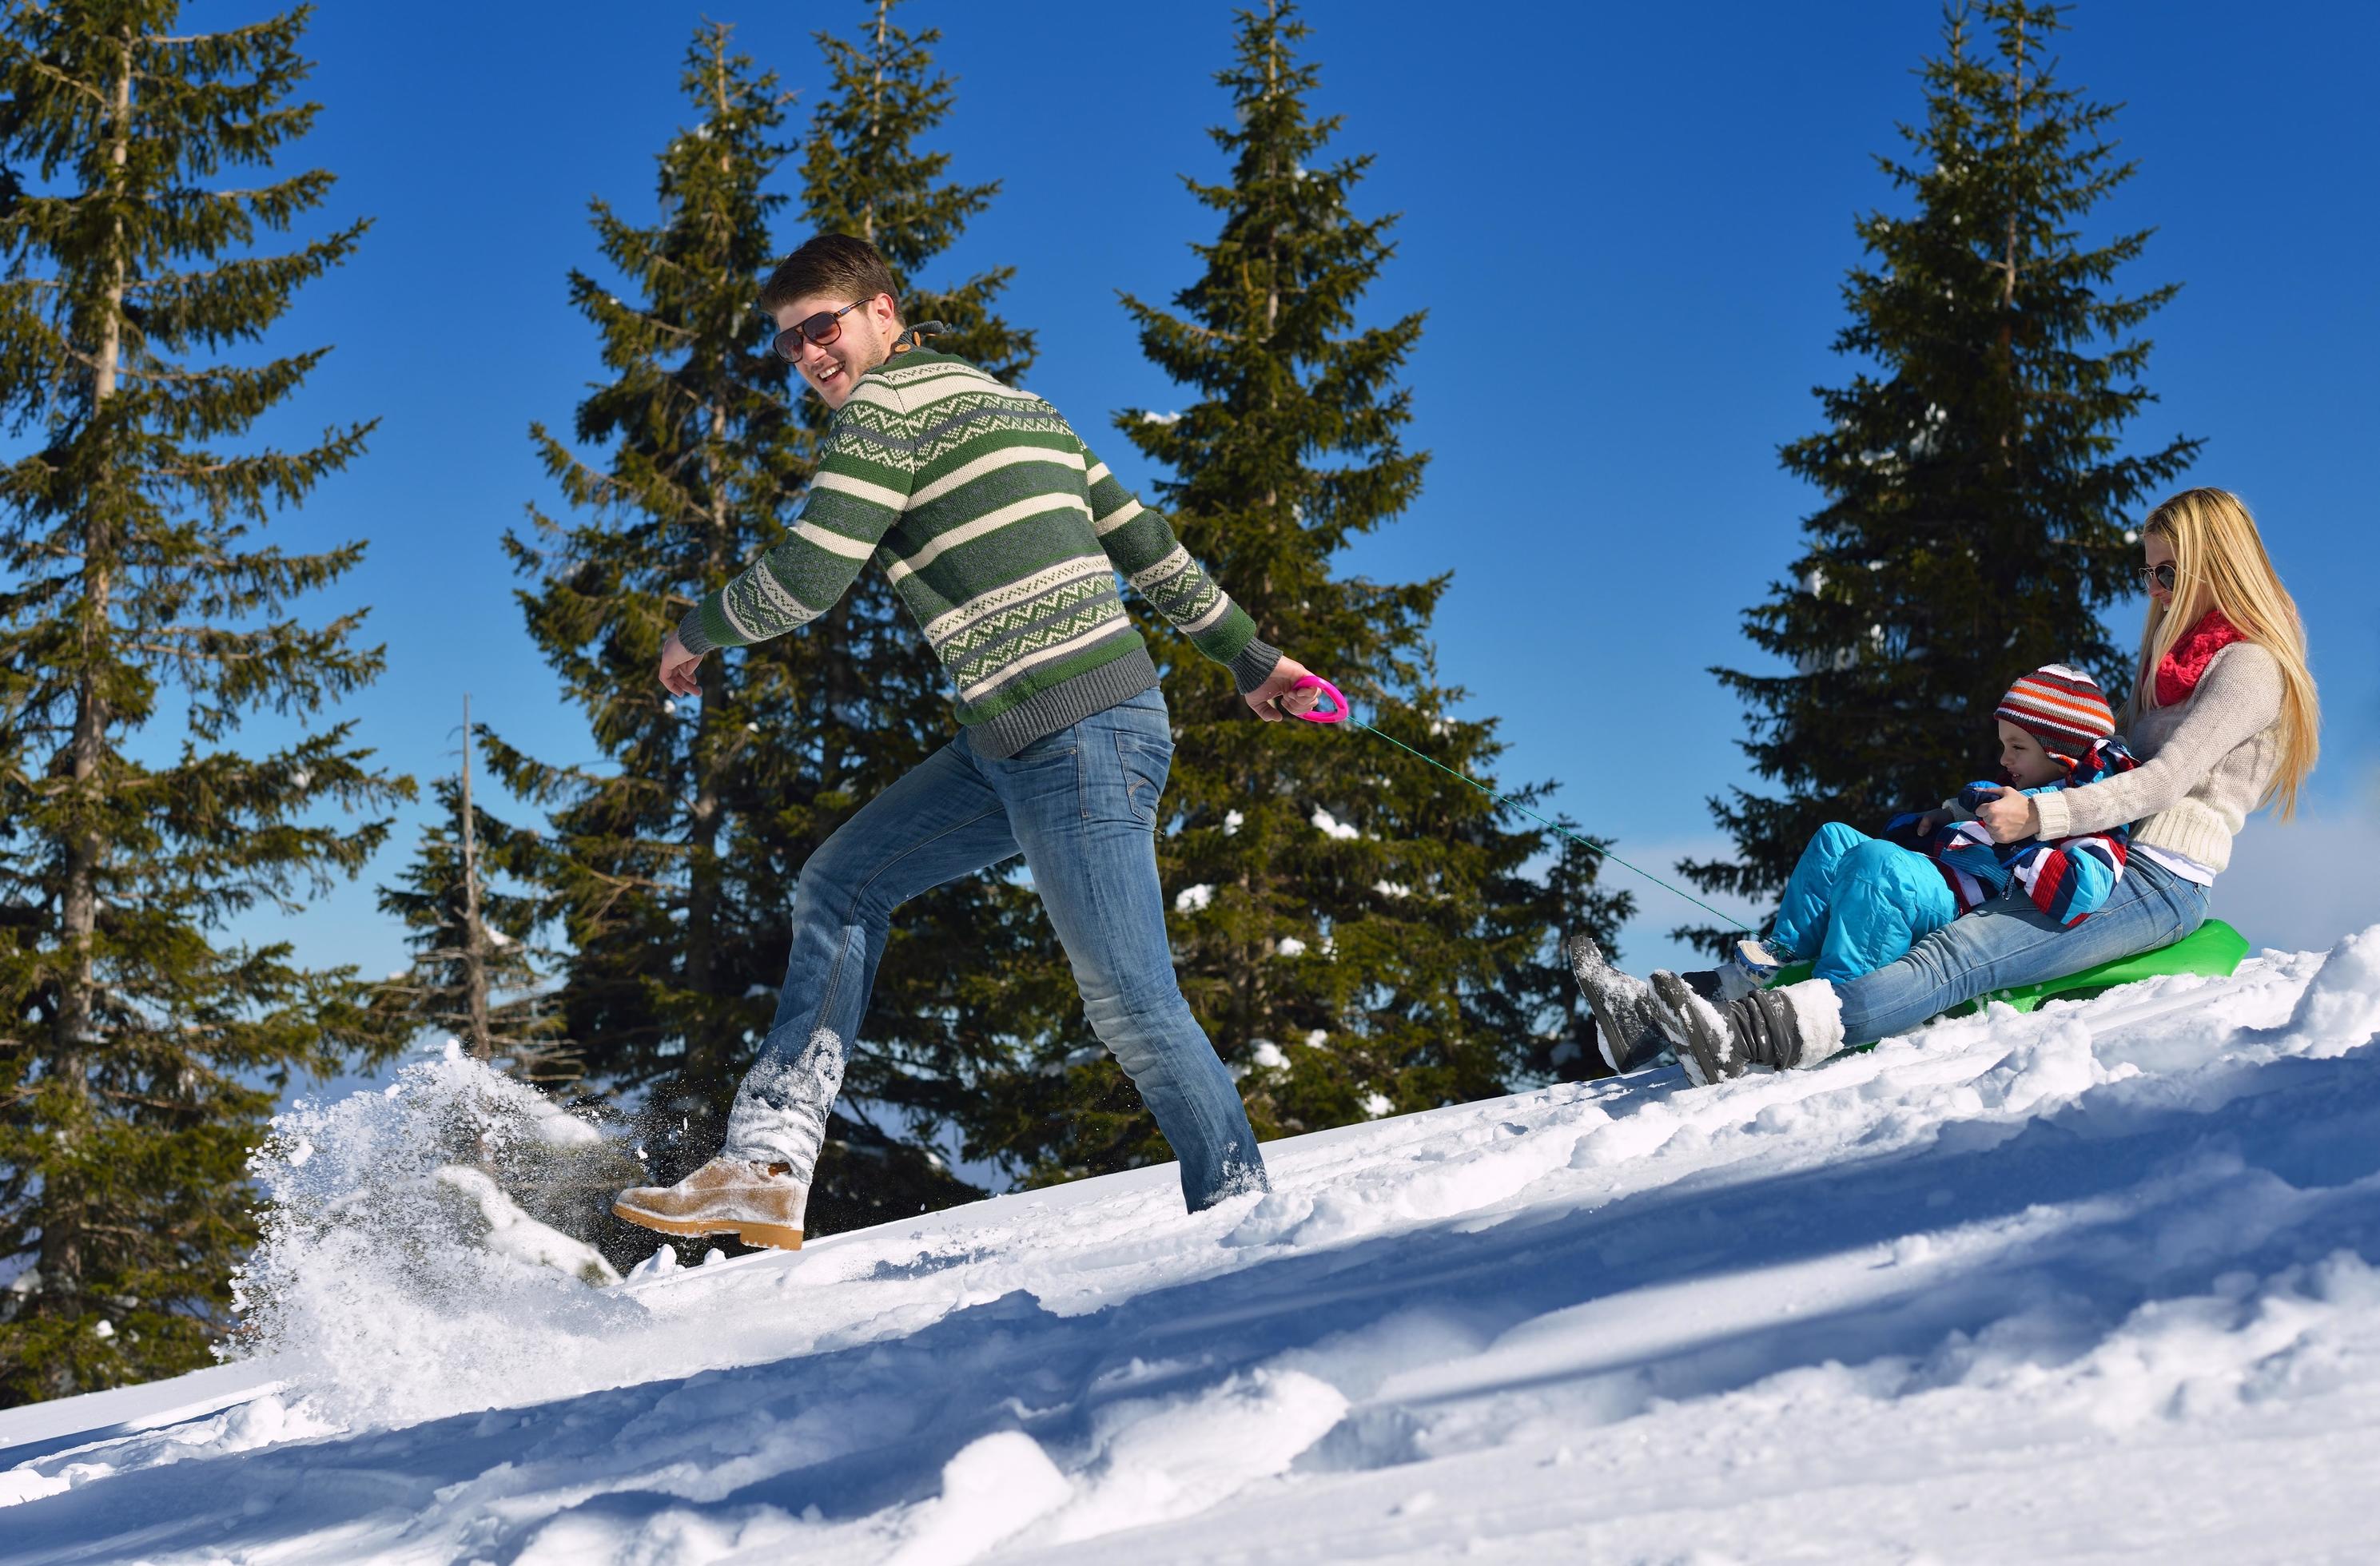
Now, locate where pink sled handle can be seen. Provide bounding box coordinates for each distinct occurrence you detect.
[1291,674,1348,725]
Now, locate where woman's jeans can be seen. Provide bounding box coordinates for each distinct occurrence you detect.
[1772,821,1960,984]
[721,689,1268,1212]
[1833,853,2209,1045]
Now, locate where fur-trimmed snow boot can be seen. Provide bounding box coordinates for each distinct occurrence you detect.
[1566,932,1686,1073]
[614,1156,810,1250]
[1647,972,1847,1086]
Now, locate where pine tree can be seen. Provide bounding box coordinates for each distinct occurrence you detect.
[484,17,1025,1253]
[1682,0,2199,936]
[777,0,1048,1230]
[964,0,1632,1186]
[0,1,403,1404]
[369,698,574,1084]
[800,0,1033,380]
[482,22,821,1238]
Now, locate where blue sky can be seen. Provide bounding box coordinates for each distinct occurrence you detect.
[173,0,2380,996]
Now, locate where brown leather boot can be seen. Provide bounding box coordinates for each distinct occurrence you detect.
[612,1156,810,1250]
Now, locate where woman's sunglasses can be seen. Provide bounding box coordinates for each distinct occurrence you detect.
[2143,562,2179,593]
[770,298,867,362]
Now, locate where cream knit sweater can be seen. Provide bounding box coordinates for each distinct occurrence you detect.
[2030,642,2286,875]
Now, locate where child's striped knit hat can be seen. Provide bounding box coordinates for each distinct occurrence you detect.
[1996,665,2115,756]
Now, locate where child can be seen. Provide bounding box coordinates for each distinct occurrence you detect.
[1723,666,2138,996]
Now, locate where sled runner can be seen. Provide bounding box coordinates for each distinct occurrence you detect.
[1763,918,2250,1017]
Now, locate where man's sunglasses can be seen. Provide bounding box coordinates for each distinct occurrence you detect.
[770,298,868,362]
[2143,562,2179,593]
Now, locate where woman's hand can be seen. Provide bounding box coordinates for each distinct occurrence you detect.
[1972,785,2041,844]
[1244,655,1324,721]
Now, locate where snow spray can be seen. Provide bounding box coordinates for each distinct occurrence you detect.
[231,1047,651,1426]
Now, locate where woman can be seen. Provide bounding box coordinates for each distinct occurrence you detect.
[1572,488,2322,1083]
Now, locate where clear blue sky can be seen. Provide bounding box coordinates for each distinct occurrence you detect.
[197,0,2377,993]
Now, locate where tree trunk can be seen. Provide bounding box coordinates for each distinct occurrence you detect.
[1998,15,2024,462]
[458,694,493,1059]
[42,29,136,1338]
[862,0,887,244]
[683,256,734,1091]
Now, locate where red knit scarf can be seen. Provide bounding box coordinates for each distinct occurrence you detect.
[2155,607,2247,705]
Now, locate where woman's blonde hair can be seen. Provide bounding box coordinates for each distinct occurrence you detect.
[2134,487,2319,818]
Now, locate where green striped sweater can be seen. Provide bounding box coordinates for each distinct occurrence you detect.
[680,341,1280,757]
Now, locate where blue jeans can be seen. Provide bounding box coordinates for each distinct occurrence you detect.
[721,689,1268,1211]
[1772,821,1960,984]
[1832,853,2210,1045]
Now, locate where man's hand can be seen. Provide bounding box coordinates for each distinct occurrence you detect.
[1244,654,1325,722]
[1972,785,2040,844]
[659,628,705,697]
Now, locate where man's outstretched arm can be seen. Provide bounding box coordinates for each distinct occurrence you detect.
[1077,435,1319,721]
[660,415,913,694]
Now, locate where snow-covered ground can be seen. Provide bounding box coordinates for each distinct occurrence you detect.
[8,926,2380,1565]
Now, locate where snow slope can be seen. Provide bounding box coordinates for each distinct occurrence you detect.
[7,925,2380,1564]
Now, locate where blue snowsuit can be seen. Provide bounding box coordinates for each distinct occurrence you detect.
[1769,822,1960,984]
[1771,753,2135,984]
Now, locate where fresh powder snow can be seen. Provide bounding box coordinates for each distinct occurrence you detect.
[5,926,2380,1562]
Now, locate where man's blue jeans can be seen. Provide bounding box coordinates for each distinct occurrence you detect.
[721,689,1268,1211]
[1832,853,2210,1045]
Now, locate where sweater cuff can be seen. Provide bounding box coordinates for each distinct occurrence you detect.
[679,598,735,657]
[1230,637,1283,695]
[2032,788,2073,843]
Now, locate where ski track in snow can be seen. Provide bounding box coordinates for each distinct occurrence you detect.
[7,926,2380,1563]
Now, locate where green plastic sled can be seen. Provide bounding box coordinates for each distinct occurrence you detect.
[1766,918,2249,1016]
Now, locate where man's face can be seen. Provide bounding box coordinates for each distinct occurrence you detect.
[774,292,899,409]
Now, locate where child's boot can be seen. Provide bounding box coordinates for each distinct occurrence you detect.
[1717,936,1787,1003]
[1565,933,1686,1074]
[1649,973,1847,1085]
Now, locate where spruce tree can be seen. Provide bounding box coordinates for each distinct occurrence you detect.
[1682,0,2199,934]
[486,16,1028,1251]
[483,22,822,1239]
[369,699,574,1084]
[779,0,1049,1229]
[0,1,402,1403]
[800,0,1033,380]
[965,0,1631,1186]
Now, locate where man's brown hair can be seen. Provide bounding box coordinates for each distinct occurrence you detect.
[758,233,901,319]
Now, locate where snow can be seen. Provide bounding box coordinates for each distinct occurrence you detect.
[7,926,2380,1561]
[433,1166,622,1286]
[1311,806,1360,841]
[1172,882,1213,913]
[1276,936,1308,958]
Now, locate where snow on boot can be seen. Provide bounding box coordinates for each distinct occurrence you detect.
[1650,973,1849,1086]
[1650,970,1745,1085]
[1566,932,1684,1074]
[614,1156,809,1250]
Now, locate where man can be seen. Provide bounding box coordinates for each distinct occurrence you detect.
[613,234,1323,1250]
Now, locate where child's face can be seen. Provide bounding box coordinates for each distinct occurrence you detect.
[1996,721,2068,789]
